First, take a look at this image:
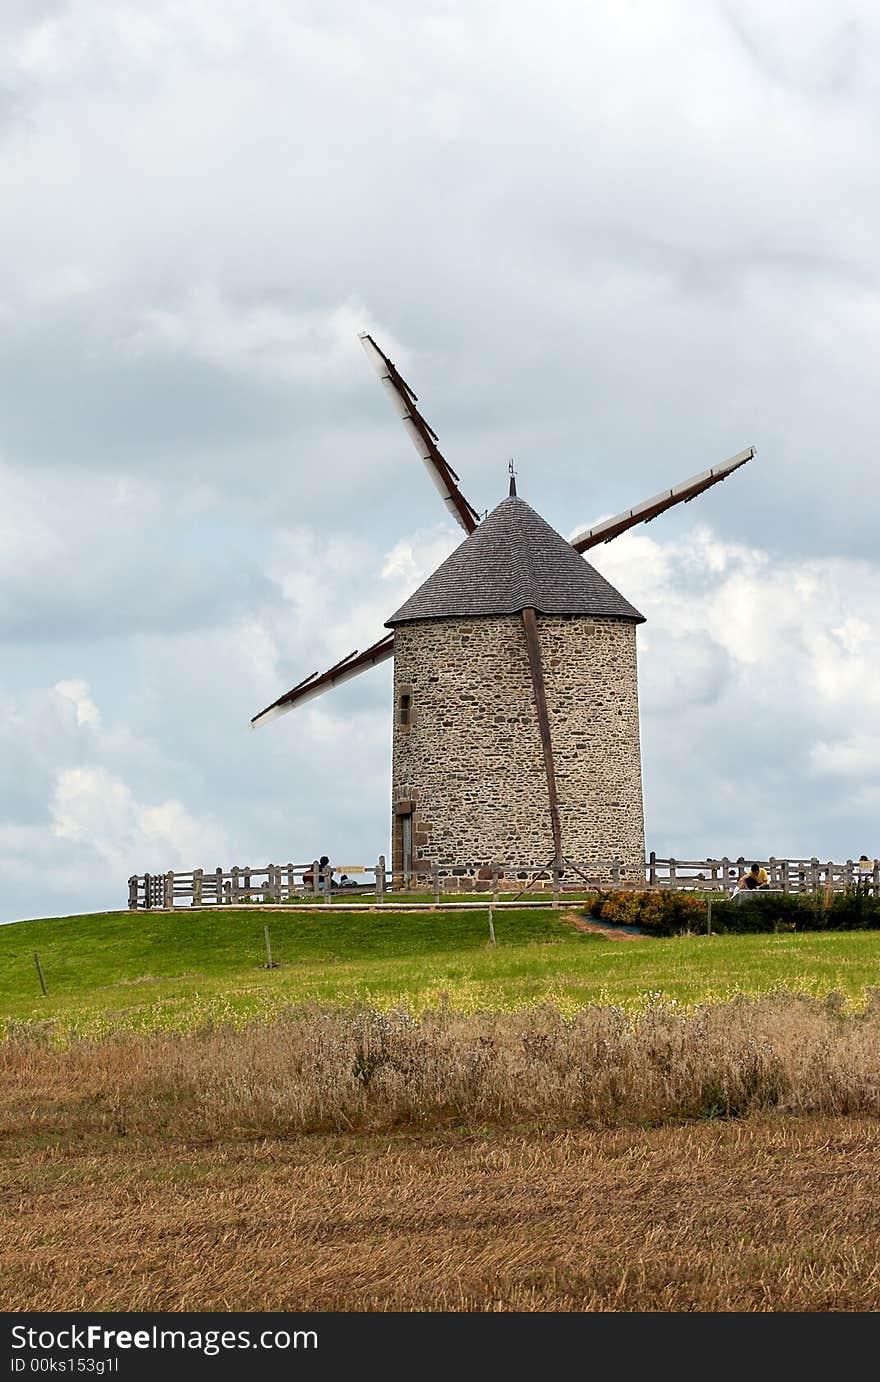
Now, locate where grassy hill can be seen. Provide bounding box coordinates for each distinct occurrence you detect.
[2,906,880,1035]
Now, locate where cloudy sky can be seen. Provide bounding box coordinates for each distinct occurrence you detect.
[2,0,879,922]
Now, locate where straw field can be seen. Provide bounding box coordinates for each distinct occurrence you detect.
[3,993,880,1311]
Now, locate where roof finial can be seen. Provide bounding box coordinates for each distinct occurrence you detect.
[508,458,517,497]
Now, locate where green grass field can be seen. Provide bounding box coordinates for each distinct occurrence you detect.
[3,906,880,1036]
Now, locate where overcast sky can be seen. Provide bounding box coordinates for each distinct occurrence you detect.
[2,0,879,923]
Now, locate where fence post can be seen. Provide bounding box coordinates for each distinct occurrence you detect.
[706,898,713,935]
[193,868,203,906]
[721,857,730,896]
[769,856,777,889]
[215,867,223,905]
[668,858,677,889]
[432,861,440,907]
[377,855,386,905]
[311,860,320,900]
[325,860,332,905]
[492,865,500,906]
[648,849,656,886]
[552,861,561,909]
[810,857,819,894]
[874,860,880,899]
[488,909,496,945]
[264,925,275,969]
[845,859,853,891]
[34,952,48,997]
[164,871,174,910]
[144,872,152,910]
[287,864,294,901]
[128,876,138,910]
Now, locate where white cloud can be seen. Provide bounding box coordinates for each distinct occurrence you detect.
[381,526,460,590]
[126,293,404,386]
[52,766,227,872]
[593,523,880,721]
[0,679,230,918]
[585,523,880,855]
[54,678,101,728]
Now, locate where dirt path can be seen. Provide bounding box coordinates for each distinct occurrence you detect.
[562,909,645,940]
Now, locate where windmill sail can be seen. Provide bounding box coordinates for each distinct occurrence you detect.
[570,447,755,552]
[359,333,481,534]
[251,633,395,728]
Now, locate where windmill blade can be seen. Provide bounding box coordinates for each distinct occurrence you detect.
[359,332,481,534]
[251,633,395,729]
[570,447,755,553]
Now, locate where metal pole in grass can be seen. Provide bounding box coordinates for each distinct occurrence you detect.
[264,925,276,969]
[706,898,713,935]
[488,907,496,946]
[34,952,47,996]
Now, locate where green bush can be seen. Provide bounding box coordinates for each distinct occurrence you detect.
[710,892,804,934]
[825,889,880,930]
[585,887,880,937]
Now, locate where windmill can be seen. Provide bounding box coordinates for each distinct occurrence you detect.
[253,334,754,884]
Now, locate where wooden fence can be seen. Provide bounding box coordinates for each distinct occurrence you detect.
[128,853,880,909]
[647,853,880,896]
[129,861,382,910]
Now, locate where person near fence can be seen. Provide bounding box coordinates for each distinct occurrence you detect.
[858,854,874,883]
[302,855,334,891]
[735,863,769,893]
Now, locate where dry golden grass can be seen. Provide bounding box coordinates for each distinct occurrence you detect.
[3,1119,880,1311]
[3,993,880,1311]
[5,991,880,1138]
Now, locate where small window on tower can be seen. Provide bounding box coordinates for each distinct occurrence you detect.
[399,692,411,726]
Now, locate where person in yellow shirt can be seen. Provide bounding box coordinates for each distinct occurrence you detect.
[736,863,769,891]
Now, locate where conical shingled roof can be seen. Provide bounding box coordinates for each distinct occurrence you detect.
[385,495,645,627]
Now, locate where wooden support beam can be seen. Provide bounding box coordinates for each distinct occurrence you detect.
[520,607,563,867]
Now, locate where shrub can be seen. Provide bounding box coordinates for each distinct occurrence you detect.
[595,890,644,927]
[826,890,880,930]
[590,889,707,936]
[710,892,805,934]
[586,887,880,937]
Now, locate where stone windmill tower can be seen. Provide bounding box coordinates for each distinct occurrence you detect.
[253,335,754,882]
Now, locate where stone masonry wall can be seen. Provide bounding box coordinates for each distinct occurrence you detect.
[391,613,645,879]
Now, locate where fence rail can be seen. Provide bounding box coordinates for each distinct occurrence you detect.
[127,853,880,910]
[647,853,880,896]
[129,860,383,910]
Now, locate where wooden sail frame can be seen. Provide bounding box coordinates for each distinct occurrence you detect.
[252,336,755,740]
